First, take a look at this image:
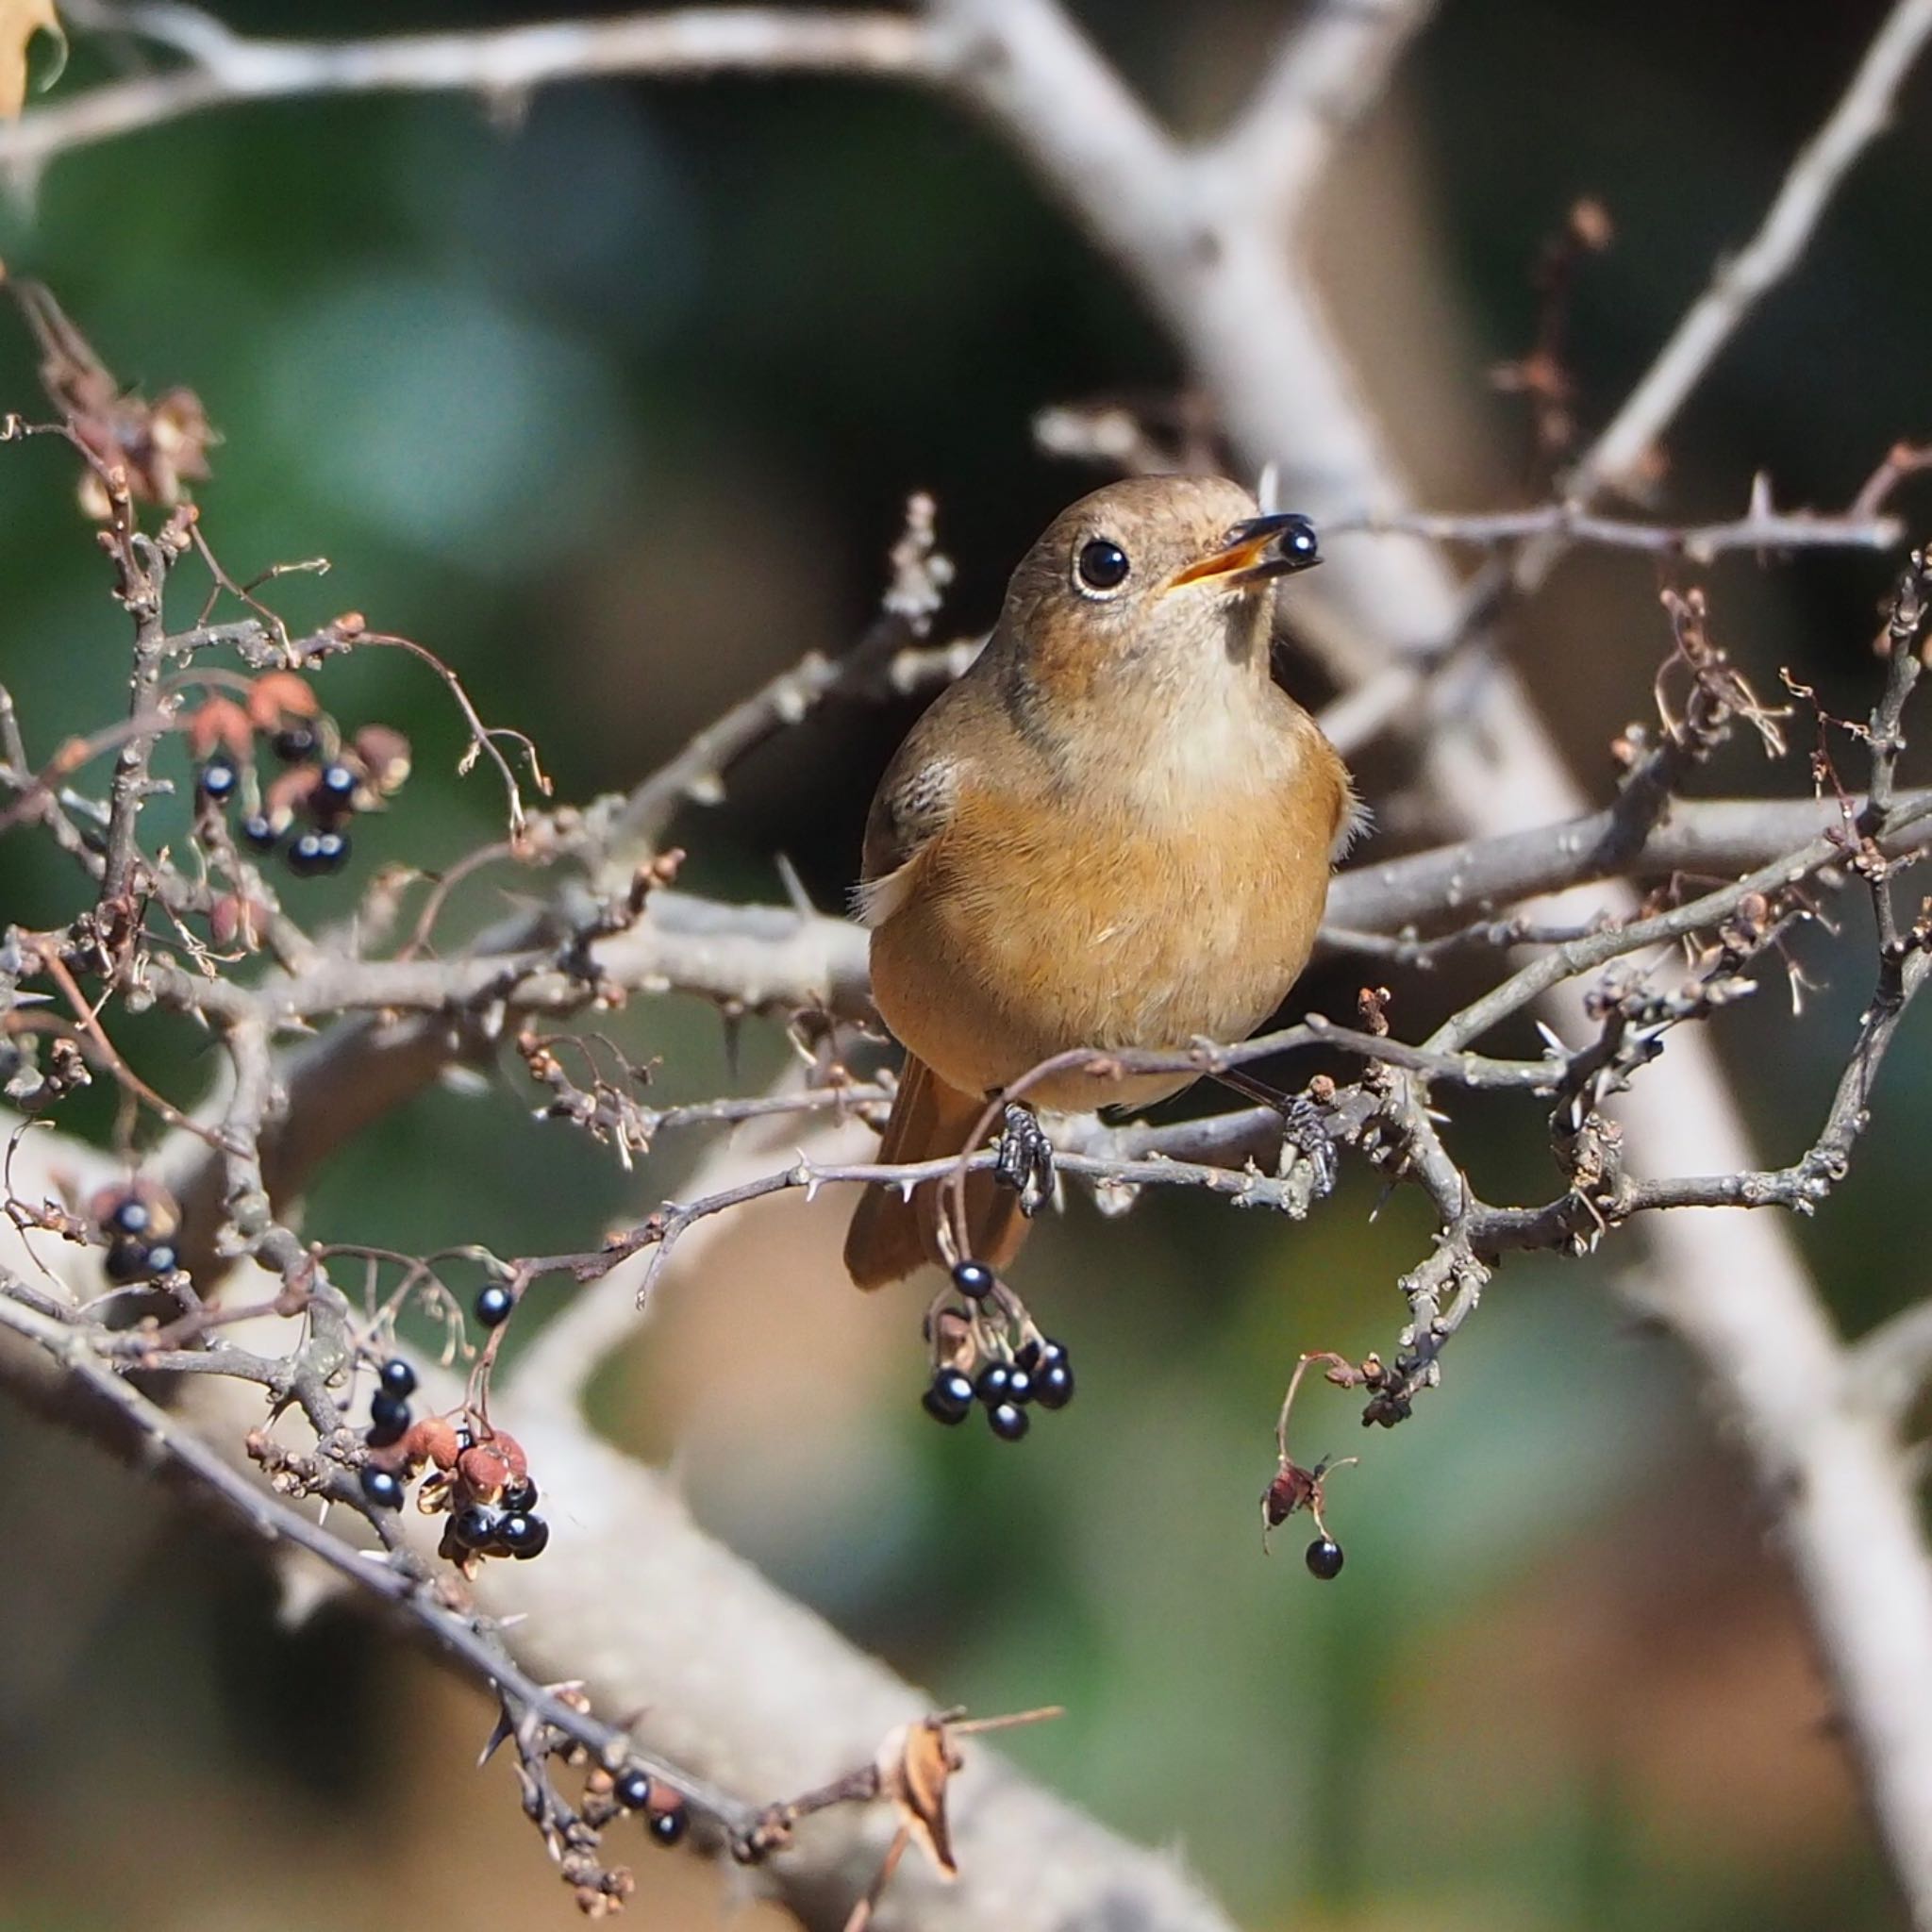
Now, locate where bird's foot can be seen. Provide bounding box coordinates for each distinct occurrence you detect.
[1217,1068,1340,1204]
[994,1101,1056,1218]
[1278,1092,1340,1203]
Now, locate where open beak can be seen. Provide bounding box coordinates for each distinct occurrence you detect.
[1169,511,1322,590]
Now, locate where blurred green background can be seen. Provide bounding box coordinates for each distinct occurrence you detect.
[2,3,1929,1927]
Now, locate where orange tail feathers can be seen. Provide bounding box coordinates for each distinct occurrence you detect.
[843,1054,1029,1290]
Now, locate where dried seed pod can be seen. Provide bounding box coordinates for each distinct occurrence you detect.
[265,763,324,822]
[458,1441,515,1499]
[456,1428,529,1502]
[353,724,412,796]
[208,892,266,952]
[245,671,320,731]
[187,696,255,765]
[408,1416,466,1472]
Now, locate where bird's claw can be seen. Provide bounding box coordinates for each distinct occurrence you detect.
[994,1101,1056,1217]
[1278,1094,1339,1201]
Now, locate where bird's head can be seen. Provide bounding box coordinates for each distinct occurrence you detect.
[998,475,1321,706]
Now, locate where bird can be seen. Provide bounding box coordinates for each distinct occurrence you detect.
[843,475,1358,1290]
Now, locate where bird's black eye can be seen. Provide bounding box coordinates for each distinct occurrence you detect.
[1075,537,1130,592]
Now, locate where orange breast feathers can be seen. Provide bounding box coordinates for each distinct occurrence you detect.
[865,728,1350,1112]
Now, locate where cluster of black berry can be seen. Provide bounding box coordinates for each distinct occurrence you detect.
[610,1768,691,1846]
[95,1189,180,1283]
[921,1258,1074,1443]
[357,1355,420,1511]
[445,1480,552,1561]
[366,1355,416,1443]
[191,678,409,882]
[354,1378,552,1564]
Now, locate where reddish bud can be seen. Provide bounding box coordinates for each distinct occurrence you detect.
[245,671,320,730]
[266,764,322,819]
[407,1416,465,1472]
[208,892,265,952]
[188,697,254,765]
[352,724,411,795]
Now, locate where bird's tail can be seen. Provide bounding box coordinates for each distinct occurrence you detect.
[843,1054,1028,1289]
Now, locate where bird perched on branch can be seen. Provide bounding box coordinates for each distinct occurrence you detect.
[844,475,1357,1289]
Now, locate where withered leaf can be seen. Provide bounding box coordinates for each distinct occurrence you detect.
[0,0,63,121]
[3,272,215,510]
[874,1718,960,1879]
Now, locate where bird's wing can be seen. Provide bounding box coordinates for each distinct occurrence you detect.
[852,711,963,930]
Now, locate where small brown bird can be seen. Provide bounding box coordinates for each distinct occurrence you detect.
[843,475,1357,1289]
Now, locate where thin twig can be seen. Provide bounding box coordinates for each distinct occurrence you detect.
[1329,500,1900,560]
[1562,0,1932,510]
[2,6,936,175]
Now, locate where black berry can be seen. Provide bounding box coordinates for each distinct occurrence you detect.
[369,1390,411,1435]
[143,1241,179,1278]
[359,1465,405,1509]
[974,1362,1013,1407]
[316,762,359,813]
[475,1283,515,1328]
[988,1401,1029,1442]
[104,1239,150,1282]
[922,1368,974,1426]
[952,1259,995,1300]
[1305,1538,1345,1581]
[198,758,238,803]
[271,724,317,762]
[378,1357,417,1399]
[106,1196,152,1239]
[1032,1357,1075,1410]
[502,1475,539,1513]
[288,827,350,876]
[615,1769,653,1811]
[500,1511,550,1558]
[648,1807,690,1847]
[1003,1364,1034,1405]
[1014,1338,1041,1372]
[239,812,281,853]
[452,1504,502,1551]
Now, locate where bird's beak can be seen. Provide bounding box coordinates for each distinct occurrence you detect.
[1169,512,1322,591]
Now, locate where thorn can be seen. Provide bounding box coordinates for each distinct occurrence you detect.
[774,852,813,918]
[478,1709,515,1766]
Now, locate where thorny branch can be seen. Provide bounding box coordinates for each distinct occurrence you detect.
[0,5,935,180]
[0,1284,744,1803]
